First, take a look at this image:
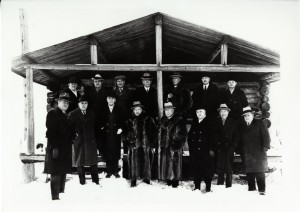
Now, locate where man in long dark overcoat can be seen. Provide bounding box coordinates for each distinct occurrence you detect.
[132,73,158,120]
[113,75,133,120]
[164,72,193,119]
[158,102,187,188]
[240,106,270,195]
[188,106,215,192]
[99,91,125,178]
[85,74,108,155]
[213,104,239,188]
[192,74,219,119]
[69,95,99,185]
[44,92,74,200]
[122,101,157,187]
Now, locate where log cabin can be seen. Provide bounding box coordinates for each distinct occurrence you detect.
[11,12,280,182]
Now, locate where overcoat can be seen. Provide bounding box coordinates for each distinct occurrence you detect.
[68,108,98,167]
[240,119,270,173]
[191,83,219,118]
[85,86,108,116]
[221,88,248,119]
[132,86,158,119]
[122,112,157,180]
[99,104,125,161]
[113,86,133,119]
[66,88,81,114]
[213,116,239,173]
[158,114,187,181]
[187,117,214,178]
[164,81,192,117]
[44,107,74,174]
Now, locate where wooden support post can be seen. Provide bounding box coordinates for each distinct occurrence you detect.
[155,14,163,119]
[221,43,228,65]
[90,45,98,65]
[20,8,35,183]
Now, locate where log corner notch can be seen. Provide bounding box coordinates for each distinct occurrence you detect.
[87,34,108,64]
[207,35,230,65]
[155,13,164,119]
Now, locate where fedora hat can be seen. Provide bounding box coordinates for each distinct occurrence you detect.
[169,72,183,78]
[241,106,254,116]
[131,101,144,110]
[56,92,72,103]
[106,90,117,98]
[68,76,79,84]
[114,75,126,80]
[92,74,104,81]
[141,73,153,80]
[164,102,176,109]
[217,103,231,112]
[78,95,89,103]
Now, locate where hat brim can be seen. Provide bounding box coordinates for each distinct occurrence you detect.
[55,98,72,103]
[169,75,183,78]
[217,108,231,112]
[141,77,153,80]
[131,105,144,110]
[164,106,176,110]
[241,111,254,116]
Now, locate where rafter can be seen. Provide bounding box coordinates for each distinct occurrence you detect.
[207,35,230,64]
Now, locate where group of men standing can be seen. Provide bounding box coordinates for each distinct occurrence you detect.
[44,72,271,200]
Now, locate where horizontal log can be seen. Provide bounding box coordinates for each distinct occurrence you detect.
[263,118,271,128]
[261,95,270,103]
[24,64,280,73]
[259,86,270,95]
[262,111,270,118]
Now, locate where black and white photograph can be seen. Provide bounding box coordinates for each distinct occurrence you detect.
[1,0,300,212]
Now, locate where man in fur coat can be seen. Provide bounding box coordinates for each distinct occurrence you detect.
[240,106,270,195]
[66,76,81,114]
[68,95,99,185]
[158,102,187,188]
[164,72,193,119]
[188,106,215,192]
[44,92,74,200]
[213,104,239,188]
[99,91,125,178]
[122,101,157,187]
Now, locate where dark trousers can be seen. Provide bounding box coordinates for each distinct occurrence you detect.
[194,176,212,191]
[217,172,233,187]
[50,173,66,200]
[106,159,119,174]
[246,172,266,192]
[77,165,99,184]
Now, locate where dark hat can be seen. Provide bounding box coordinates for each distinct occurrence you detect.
[68,76,79,84]
[141,73,153,80]
[164,102,176,109]
[169,72,183,78]
[217,103,231,112]
[194,104,206,111]
[241,106,254,116]
[201,73,214,78]
[131,101,144,110]
[78,95,89,103]
[106,90,117,98]
[227,74,237,82]
[56,92,72,103]
[114,75,126,80]
[92,74,104,81]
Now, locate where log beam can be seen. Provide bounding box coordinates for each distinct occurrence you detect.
[207,35,230,64]
[155,14,164,119]
[88,35,108,63]
[25,64,280,73]
[90,44,98,65]
[221,43,228,65]
[20,8,35,183]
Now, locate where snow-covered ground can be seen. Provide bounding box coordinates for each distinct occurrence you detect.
[2,161,293,212]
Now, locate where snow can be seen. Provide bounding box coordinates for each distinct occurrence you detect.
[2,161,292,212]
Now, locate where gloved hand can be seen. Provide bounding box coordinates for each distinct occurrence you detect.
[151,148,156,154]
[117,128,122,135]
[52,148,59,159]
[209,150,215,157]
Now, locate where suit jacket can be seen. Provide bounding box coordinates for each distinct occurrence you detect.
[44,107,74,174]
[68,108,98,166]
[192,83,219,118]
[113,86,133,119]
[66,88,81,114]
[133,86,158,119]
[85,86,108,116]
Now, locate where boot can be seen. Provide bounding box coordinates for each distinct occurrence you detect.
[193,179,201,191]
[172,180,179,188]
[217,173,225,185]
[225,173,232,188]
[143,179,150,184]
[167,180,172,186]
[131,180,137,187]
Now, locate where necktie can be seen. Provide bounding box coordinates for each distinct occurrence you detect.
[82,111,86,115]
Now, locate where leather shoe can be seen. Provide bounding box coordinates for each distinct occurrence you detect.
[143,179,150,184]
[106,173,112,178]
[114,173,120,178]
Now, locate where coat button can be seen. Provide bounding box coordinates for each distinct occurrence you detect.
[198,148,201,150]
[198,139,201,142]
